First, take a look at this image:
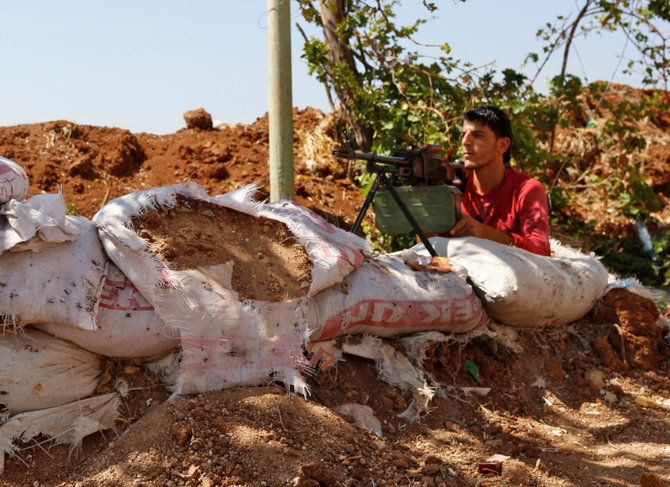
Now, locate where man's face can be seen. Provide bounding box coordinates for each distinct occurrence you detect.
[460,120,509,170]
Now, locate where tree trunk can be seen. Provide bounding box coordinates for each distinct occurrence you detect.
[319,1,373,151]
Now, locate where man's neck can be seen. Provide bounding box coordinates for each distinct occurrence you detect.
[472,161,506,194]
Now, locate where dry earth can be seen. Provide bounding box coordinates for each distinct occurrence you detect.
[0,85,669,487]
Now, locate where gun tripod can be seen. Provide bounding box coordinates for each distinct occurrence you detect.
[351,170,438,258]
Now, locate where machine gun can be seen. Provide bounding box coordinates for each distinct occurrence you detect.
[333,135,465,257]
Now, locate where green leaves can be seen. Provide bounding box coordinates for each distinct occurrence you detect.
[649,0,670,20]
[465,360,482,385]
[297,0,669,287]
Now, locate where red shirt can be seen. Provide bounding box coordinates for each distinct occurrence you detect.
[461,166,550,256]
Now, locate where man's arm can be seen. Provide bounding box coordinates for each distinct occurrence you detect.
[508,180,550,255]
[448,178,550,255]
[448,214,514,246]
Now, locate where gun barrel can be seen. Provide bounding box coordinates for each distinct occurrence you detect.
[332,150,411,166]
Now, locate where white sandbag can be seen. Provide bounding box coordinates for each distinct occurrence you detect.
[401,237,609,327]
[0,329,103,414]
[34,262,178,358]
[0,392,119,474]
[0,216,107,330]
[260,198,368,293]
[92,183,368,302]
[307,252,488,341]
[0,192,81,253]
[92,183,368,395]
[0,156,29,205]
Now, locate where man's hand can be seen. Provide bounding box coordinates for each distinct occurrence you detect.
[425,256,452,273]
[449,215,514,246]
[449,215,486,238]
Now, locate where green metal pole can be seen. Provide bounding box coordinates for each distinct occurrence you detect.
[267,0,294,202]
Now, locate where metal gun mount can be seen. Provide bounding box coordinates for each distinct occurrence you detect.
[333,136,465,258]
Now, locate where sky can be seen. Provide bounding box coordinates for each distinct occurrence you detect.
[0,0,655,135]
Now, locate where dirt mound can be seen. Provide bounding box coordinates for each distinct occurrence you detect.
[591,287,667,371]
[134,194,312,302]
[0,96,669,487]
[0,107,364,233]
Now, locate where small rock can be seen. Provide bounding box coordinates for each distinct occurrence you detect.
[425,455,442,465]
[392,454,411,469]
[585,369,607,390]
[603,390,618,403]
[486,438,504,448]
[171,424,191,446]
[421,463,441,475]
[214,415,226,433]
[640,472,666,487]
[184,108,213,130]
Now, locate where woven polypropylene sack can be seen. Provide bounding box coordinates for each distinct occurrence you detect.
[401,237,609,327]
[307,252,488,340]
[0,329,102,413]
[0,156,28,204]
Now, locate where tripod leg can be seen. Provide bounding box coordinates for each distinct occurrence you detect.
[351,175,380,234]
[382,177,438,257]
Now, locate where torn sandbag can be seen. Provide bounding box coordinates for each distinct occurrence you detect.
[0,329,102,413]
[142,349,182,393]
[0,392,119,474]
[342,335,434,421]
[307,252,488,341]
[34,262,178,358]
[400,236,609,327]
[92,183,368,302]
[0,192,81,253]
[92,183,367,394]
[306,339,343,371]
[0,156,28,205]
[0,216,107,330]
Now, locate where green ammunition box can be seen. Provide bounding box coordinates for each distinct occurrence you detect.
[373,185,461,234]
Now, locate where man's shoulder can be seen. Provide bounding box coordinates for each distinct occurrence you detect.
[506,166,543,188]
[504,167,547,202]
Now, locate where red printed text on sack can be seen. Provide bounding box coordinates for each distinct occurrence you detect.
[318,298,482,339]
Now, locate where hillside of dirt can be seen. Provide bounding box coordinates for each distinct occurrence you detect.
[0,85,669,487]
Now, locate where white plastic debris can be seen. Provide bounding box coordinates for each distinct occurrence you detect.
[335,403,383,437]
[0,392,119,473]
[342,336,434,421]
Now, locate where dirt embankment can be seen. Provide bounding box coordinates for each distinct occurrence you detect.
[0,92,669,487]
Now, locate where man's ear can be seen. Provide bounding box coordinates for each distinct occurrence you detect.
[497,137,511,155]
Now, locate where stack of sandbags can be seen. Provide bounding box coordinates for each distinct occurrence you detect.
[0,153,614,472]
[0,156,176,472]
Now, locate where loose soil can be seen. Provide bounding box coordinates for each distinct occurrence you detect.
[133,194,312,302]
[0,86,668,487]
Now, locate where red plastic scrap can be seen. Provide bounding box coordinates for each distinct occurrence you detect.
[477,454,510,475]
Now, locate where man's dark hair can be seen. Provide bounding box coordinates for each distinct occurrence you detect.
[463,105,513,164]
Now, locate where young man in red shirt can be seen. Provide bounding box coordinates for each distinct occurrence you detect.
[428,106,550,272]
